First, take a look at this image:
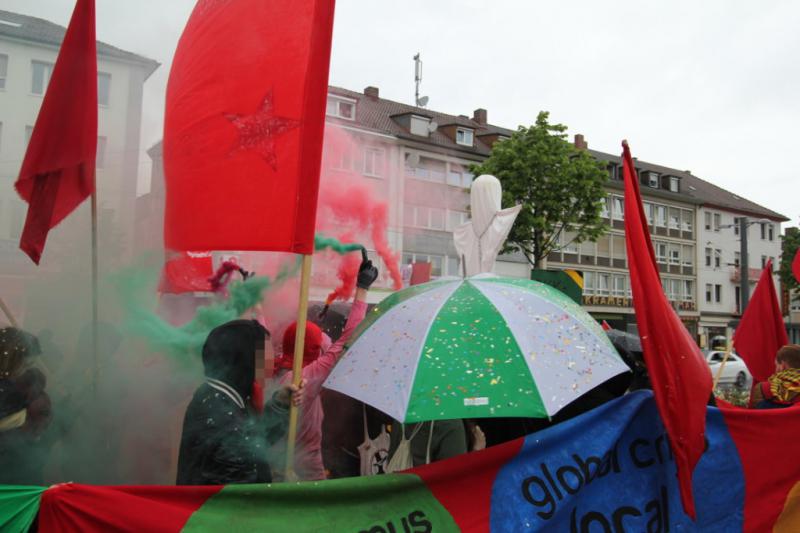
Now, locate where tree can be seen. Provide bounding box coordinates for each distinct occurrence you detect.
[779,226,800,298]
[470,111,609,269]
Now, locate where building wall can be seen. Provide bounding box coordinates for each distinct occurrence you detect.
[697,206,782,344]
[0,36,150,251]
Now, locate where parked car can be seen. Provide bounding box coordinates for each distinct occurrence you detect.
[704,350,751,389]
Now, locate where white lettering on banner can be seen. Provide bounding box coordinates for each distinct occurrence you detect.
[464,397,489,406]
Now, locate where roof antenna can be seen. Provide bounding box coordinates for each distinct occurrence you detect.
[414,53,429,107]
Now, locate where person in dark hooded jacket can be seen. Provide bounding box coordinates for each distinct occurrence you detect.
[176,319,303,485]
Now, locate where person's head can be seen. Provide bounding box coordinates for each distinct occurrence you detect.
[202,319,269,400]
[776,344,800,371]
[0,328,41,379]
[281,321,323,369]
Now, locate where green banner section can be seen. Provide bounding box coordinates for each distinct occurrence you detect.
[529,269,583,305]
[181,473,459,533]
[0,485,44,533]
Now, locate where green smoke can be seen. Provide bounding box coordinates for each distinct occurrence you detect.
[314,234,364,254]
[115,257,300,360]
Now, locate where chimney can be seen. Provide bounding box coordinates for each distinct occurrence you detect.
[473,108,487,125]
[364,86,379,99]
[574,134,588,150]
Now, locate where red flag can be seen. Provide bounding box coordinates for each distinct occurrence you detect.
[158,253,213,294]
[792,248,800,284]
[15,0,97,264]
[601,320,611,331]
[733,260,787,383]
[163,0,335,254]
[621,141,712,519]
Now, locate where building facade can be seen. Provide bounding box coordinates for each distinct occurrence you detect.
[145,84,787,336]
[547,144,702,336]
[0,9,158,319]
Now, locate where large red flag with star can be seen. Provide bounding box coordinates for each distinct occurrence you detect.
[163,0,335,254]
[622,141,712,519]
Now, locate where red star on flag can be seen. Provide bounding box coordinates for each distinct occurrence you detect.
[225,89,300,170]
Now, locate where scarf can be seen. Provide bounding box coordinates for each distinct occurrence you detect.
[768,369,800,403]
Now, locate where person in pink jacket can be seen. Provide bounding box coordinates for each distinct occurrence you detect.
[274,255,378,480]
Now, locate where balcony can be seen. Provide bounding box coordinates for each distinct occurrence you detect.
[730,267,761,283]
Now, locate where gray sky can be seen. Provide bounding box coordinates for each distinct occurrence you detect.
[5,0,799,228]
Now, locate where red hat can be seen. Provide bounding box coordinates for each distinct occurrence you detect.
[277,321,323,371]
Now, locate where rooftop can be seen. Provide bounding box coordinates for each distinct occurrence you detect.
[0,9,160,78]
[328,86,514,157]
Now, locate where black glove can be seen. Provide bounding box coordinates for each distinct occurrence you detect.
[357,248,379,289]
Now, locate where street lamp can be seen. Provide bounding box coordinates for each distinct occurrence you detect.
[719,216,773,313]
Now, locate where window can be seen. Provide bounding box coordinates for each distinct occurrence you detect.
[655,205,666,227]
[642,202,653,225]
[682,245,694,267]
[563,231,579,254]
[705,247,712,267]
[406,205,446,230]
[446,257,461,277]
[610,234,626,263]
[681,210,693,233]
[669,177,680,192]
[332,147,353,171]
[768,224,774,241]
[761,255,767,269]
[669,244,681,265]
[597,274,610,296]
[326,95,355,120]
[612,275,627,297]
[668,207,680,230]
[584,272,595,295]
[705,212,712,231]
[600,198,610,219]
[733,218,740,236]
[714,249,721,268]
[684,280,694,301]
[715,284,722,303]
[24,125,33,147]
[447,211,468,231]
[409,115,431,136]
[734,251,740,267]
[760,223,766,240]
[31,60,54,94]
[363,147,383,177]
[447,164,474,188]
[96,136,106,169]
[669,279,681,301]
[612,196,624,220]
[408,156,446,182]
[656,242,668,263]
[0,54,7,89]
[705,284,713,303]
[429,208,445,230]
[596,235,610,259]
[713,213,721,232]
[648,172,659,188]
[97,72,111,106]
[455,128,474,146]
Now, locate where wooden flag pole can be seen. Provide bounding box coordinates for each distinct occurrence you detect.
[712,339,733,391]
[285,253,313,479]
[0,296,18,328]
[90,187,99,396]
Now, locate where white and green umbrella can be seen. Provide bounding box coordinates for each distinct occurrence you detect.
[324,274,628,422]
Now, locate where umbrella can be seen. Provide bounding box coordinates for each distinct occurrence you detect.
[324,274,629,422]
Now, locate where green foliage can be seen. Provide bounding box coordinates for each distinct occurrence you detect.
[779,226,800,297]
[470,112,609,268]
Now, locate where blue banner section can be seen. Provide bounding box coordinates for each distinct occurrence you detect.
[490,391,744,532]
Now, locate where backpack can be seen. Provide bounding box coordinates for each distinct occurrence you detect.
[385,421,435,473]
[357,405,391,476]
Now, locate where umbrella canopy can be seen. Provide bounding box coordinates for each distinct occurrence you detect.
[324,274,628,422]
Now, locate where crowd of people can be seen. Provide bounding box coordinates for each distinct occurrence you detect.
[1,254,799,487]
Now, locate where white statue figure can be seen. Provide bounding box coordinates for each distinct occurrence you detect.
[453,174,522,276]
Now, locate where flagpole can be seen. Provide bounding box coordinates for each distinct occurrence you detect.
[285,253,312,479]
[0,296,18,328]
[91,187,99,396]
[711,339,733,391]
